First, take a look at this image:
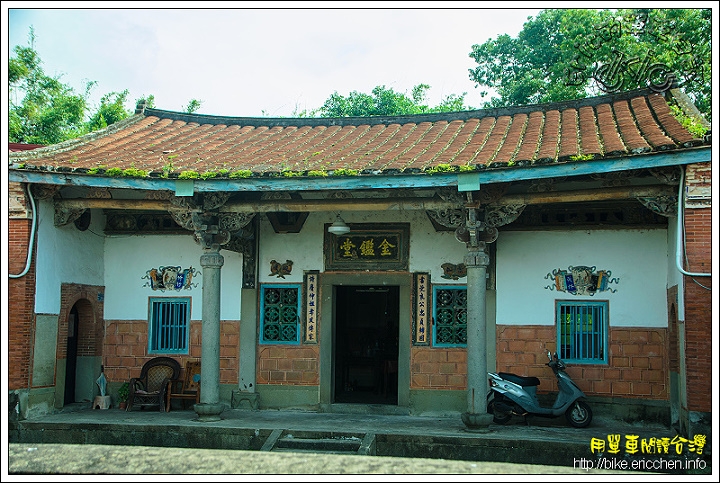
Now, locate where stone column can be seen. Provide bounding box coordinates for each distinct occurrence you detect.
[461,243,493,430]
[458,205,494,431]
[195,250,225,422]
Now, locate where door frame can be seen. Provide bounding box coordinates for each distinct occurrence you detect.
[318,272,411,408]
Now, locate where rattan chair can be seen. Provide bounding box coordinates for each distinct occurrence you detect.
[166,360,201,412]
[126,357,180,411]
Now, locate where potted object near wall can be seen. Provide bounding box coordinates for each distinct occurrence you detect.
[118,382,130,410]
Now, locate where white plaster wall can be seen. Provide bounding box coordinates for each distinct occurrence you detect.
[257,210,467,284]
[496,229,669,328]
[34,203,105,314]
[103,234,244,320]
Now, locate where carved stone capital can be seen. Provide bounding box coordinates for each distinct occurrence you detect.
[464,245,490,267]
[200,252,225,269]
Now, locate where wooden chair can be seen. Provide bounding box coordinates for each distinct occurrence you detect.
[166,360,201,412]
[126,357,180,412]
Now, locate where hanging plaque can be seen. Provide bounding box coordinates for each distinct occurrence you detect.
[324,223,409,271]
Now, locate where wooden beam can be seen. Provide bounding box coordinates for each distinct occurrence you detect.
[495,185,676,206]
[53,185,675,213]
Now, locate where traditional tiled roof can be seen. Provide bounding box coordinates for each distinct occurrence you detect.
[8,88,708,180]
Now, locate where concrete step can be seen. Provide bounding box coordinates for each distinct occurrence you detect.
[261,429,376,455]
[273,437,362,454]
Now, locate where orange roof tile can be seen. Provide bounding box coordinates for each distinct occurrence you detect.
[9,89,707,180]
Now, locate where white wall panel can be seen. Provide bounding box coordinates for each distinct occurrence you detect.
[496,229,668,328]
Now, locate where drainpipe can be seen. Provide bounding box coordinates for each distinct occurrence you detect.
[675,167,711,278]
[9,184,37,279]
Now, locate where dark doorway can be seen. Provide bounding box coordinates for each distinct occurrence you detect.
[334,286,399,404]
[64,305,79,405]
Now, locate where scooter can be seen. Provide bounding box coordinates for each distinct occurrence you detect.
[487,350,592,428]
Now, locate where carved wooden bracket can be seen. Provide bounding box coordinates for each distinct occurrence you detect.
[637,195,678,217]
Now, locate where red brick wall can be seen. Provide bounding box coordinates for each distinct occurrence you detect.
[495,325,668,400]
[57,284,105,362]
[257,346,319,385]
[410,347,466,390]
[681,162,712,413]
[102,320,239,385]
[8,217,36,390]
[682,207,712,413]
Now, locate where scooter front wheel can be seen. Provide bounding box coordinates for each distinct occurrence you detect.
[487,396,512,425]
[565,400,592,428]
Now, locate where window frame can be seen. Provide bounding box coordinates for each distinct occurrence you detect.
[148,296,191,355]
[259,283,302,345]
[432,284,468,348]
[556,299,609,364]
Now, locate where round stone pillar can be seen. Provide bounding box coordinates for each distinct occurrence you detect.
[461,244,494,431]
[195,250,225,422]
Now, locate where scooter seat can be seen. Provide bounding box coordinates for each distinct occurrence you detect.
[498,372,540,387]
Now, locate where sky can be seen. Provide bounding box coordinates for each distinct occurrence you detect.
[4,2,546,118]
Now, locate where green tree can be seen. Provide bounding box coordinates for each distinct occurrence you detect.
[86,90,131,131]
[314,84,470,117]
[9,28,169,144]
[468,8,711,120]
[9,28,91,144]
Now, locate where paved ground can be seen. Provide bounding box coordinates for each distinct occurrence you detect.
[7,405,713,477]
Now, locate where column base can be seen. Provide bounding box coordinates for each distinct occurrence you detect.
[194,403,225,422]
[461,412,493,432]
[231,390,260,410]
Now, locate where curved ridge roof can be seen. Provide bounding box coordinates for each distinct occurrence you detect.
[9,88,707,180]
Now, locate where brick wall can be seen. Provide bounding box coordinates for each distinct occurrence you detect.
[410,347,466,390]
[57,284,105,361]
[102,320,239,385]
[8,217,36,390]
[681,162,712,413]
[257,346,319,385]
[495,325,668,400]
[682,206,712,413]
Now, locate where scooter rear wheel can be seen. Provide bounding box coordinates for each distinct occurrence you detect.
[487,396,512,425]
[565,400,592,428]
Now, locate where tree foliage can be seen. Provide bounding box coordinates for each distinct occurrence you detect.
[468,8,711,120]
[313,84,470,117]
[9,28,91,144]
[9,28,163,144]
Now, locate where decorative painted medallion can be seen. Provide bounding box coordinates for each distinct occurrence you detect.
[143,266,200,291]
[544,266,618,296]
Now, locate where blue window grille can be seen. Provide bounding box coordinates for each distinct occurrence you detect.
[149,297,190,354]
[432,285,467,347]
[260,284,301,344]
[556,300,608,364]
